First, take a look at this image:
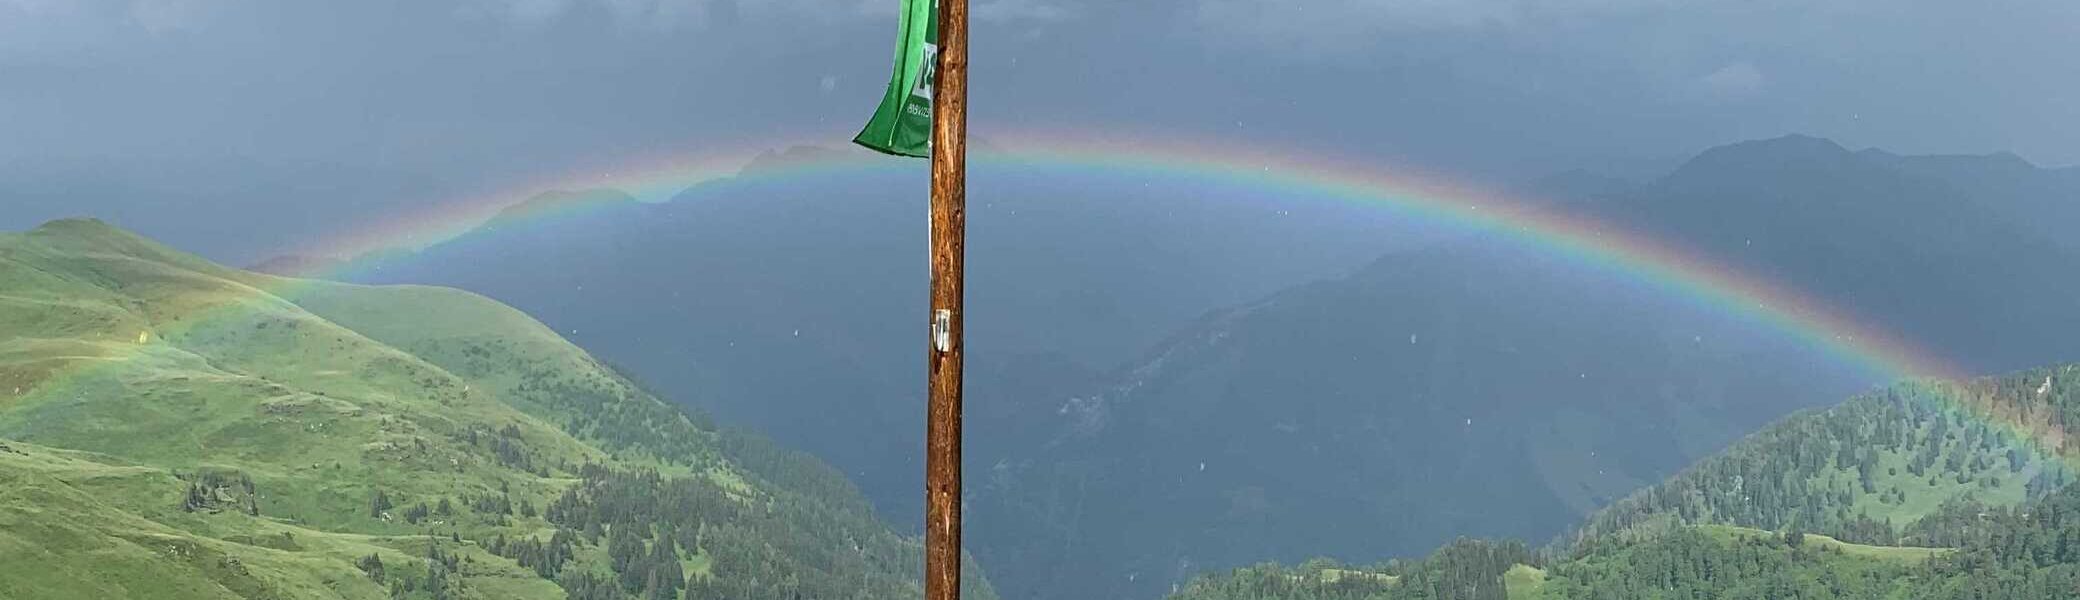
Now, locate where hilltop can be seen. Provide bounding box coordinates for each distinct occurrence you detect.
[1563,366,2078,549]
[1170,363,2080,599]
[0,219,994,599]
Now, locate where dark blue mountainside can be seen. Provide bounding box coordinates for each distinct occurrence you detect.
[963,135,2080,599]
[329,135,2080,600]
[336,154,1436,524]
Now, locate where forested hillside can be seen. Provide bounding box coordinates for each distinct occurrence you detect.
[1567,365,2079,548]
[957,135,2080,600]
[1168,364,2080,600]
[0,219,993,599]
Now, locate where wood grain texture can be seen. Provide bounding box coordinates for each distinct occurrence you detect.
[925,1,968,599]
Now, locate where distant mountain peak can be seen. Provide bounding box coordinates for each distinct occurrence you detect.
[1854,147,1904,162]
[1657,134,1868,190]
[1987,150,2035,168]
[483,188,636,227]
[1913,149,2039,171]
[737,138,1003,176]
[1855,146,2056,188]
[739,145,874,175]
[1767,132,1839,145]
[1694,134,1854,164]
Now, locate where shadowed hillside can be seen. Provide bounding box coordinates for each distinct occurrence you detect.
[968,136,2080,600]
[339,159,1434,525]
[1171,363,2080,600]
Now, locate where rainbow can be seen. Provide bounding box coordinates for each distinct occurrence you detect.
[293,128,1963,387]
[8,127,2075,544]
[9,125,2075,501]
[256,126,2080,497]
[258,127,2080,468]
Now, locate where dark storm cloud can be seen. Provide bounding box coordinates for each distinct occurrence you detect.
[0,0,2072,261]
[1170,0,2080,165]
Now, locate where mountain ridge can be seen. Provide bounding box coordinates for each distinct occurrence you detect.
[1,219,997,600]
[1168,361,2080,600]
[968,133,2080,600]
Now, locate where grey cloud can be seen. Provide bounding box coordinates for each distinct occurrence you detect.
[128,0,224,33]
[453,0,575,28]
[0,1,155,58]
[976,0,1075,23]
[1695,62,1763,98]
[846,0,1074,22]
[457,0,1076,31]
[457,0,731,30]
[1190,0,1669,54]
[0,0,2074,264]
[601,0,711,30]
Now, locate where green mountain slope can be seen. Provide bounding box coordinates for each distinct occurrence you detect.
[0,219,992,600]
[1568,366,2078,549]
[1167,364,2080,600]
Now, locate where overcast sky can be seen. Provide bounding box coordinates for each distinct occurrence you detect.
[3,0,2075,262]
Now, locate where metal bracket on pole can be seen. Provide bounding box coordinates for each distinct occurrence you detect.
[932,309,953,353]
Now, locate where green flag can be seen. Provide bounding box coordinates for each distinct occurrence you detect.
[855,0,938,157]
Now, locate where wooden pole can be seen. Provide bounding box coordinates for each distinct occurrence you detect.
[925,0,967,599]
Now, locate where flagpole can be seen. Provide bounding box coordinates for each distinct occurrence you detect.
[924,0,967,599]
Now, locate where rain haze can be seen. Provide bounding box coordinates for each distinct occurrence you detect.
[4,2,2080,600]
[4,0,2076,261]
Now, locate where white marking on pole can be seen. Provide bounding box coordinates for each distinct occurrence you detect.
[933,309,953,353]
